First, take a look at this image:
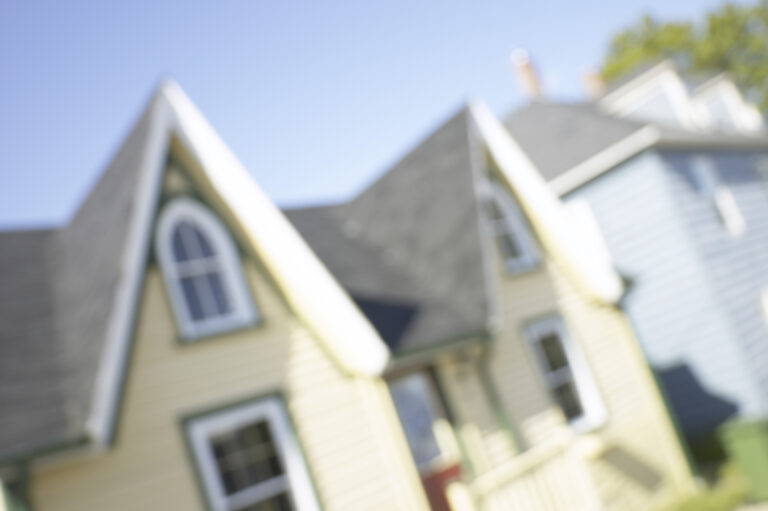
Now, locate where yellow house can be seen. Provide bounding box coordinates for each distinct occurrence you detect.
[0,81,693,511]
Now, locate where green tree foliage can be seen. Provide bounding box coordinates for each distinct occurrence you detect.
[602,2,768,113]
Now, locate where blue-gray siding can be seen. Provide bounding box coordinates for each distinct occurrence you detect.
[661,150,768,416]
[564,150,764,439]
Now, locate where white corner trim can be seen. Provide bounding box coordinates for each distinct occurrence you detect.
[159,80,389,376]
[550,125,660,195]
[468,99,624,304]
[85,94,173,445]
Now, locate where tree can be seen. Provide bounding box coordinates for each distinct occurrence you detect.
[601,2,768,113]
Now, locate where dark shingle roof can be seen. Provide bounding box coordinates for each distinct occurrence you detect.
[285,108,491,353]
[0,101,155,460]
[1,100,493,458]
[505,102,644,181]
[0,229,73,457]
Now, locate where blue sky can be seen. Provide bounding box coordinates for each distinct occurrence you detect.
[0,0,733,227]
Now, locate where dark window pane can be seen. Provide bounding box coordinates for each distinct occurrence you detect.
[496,233,521,261]
[210,421,285,497]
[181,276,205,320]
[207,272,232,315]
[539,334,569,372]
[172,223,191,261]
[191,223,215,257]
[553,382,584,420]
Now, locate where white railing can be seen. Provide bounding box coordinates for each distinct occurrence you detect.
[447,430,603,511]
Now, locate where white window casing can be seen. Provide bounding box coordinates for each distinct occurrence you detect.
[525,316,606,433]
[156,197,258,339]
[691,156,746,237]
[482,178,539,274]
[187,397,320,511]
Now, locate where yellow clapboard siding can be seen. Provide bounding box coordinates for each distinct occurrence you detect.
[30,264,428,511]
[442,245,692,510]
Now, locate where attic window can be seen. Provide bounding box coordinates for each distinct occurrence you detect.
[186,397,320,511]
[484,179,539,273]
[156,198,258,339]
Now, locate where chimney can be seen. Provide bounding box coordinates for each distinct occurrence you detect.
[511,49,542,99]
[583,70,605,99]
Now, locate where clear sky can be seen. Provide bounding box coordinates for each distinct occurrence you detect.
[0,0,734,227]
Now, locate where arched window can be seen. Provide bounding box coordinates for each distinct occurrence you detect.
[484,179,539,273]
[156,198,258,339]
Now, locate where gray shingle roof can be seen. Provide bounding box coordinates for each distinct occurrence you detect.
[505,100,768,184]
[0,229,73,458]
[0,101,154,461]
[285,108,492,353]
[505,101,644,181]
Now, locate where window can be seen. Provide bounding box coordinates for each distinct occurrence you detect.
[156,198,258,339]
[388,373,446,472]
[187,397,319,511]
[525,317,605,432]
[483,179,539,273]
[691,156,746,237]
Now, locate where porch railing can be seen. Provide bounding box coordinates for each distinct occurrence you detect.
[447,430,603,511]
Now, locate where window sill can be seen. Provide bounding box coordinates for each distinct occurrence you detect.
[177,316,262,346]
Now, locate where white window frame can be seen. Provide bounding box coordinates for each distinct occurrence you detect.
[485,179,539,273]
[156,197,258,339]
[187,397,320,511]
[691,155,746,237]
[525,316,606,433]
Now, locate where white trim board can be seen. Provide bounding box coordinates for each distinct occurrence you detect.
[549,126,659,195]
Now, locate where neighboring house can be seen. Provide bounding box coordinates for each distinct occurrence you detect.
[0,80,692,511]
[506,59,768,456]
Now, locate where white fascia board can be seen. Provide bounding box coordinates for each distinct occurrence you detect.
[468,99,624,304]
[550,126,660,195]
[86,93,173,446]
[159,80,390,377]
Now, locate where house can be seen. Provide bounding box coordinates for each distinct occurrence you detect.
[0,80,693,511]
[506,59,768,459]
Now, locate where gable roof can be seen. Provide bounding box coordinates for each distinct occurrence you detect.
[0,81,390,463]
[286,109,492,354]
[285,103,625,355]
